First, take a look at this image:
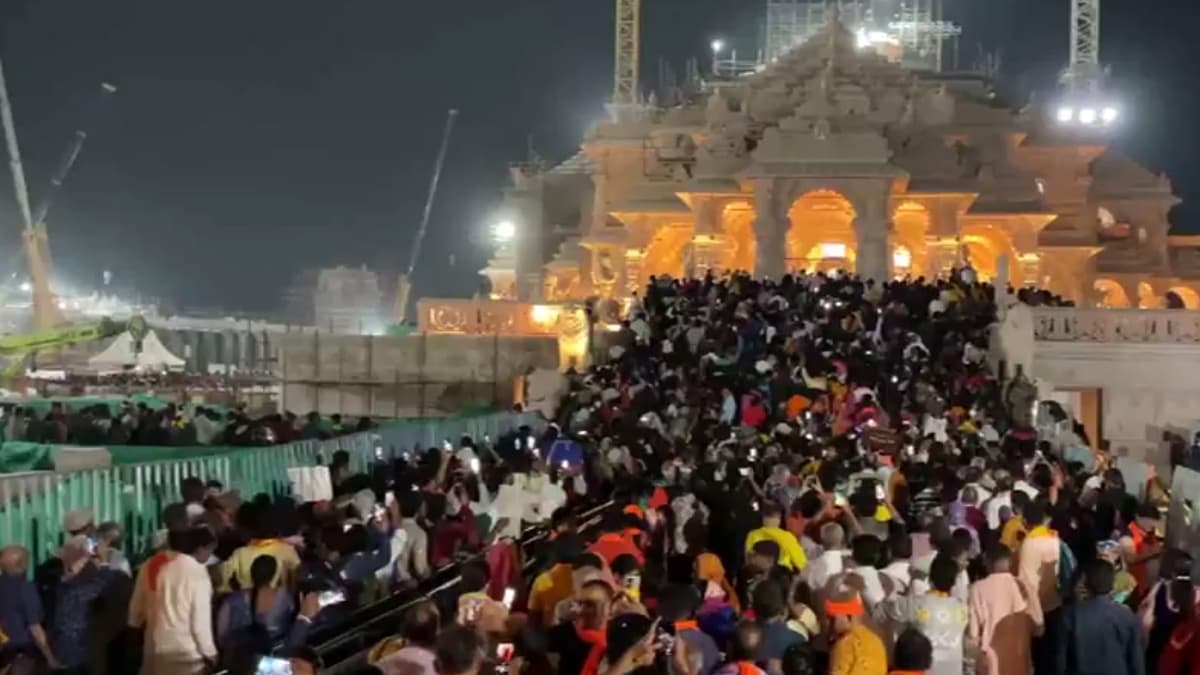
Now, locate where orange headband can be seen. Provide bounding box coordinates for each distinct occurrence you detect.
[825,595,865,617]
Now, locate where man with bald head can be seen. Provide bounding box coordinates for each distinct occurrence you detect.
[0,545,61,672]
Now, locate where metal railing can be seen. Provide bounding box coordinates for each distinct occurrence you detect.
[315,500,615,674]
[0,411,545,566]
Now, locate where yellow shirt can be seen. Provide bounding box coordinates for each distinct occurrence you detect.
[219,539,301,592]
[830,624,888,675]
[527,563,574,623]
[745,526,808,571]
[1000,516,1027,552]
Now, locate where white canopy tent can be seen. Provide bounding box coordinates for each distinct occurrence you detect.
[88,330,185,372]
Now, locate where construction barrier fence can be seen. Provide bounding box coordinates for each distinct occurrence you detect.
[0,411,543,568]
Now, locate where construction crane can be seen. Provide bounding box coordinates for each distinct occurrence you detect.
[394,108,458,325]
[1062,0,1100,95]
[1053,0,1118,128]
[0,49,117,332]
[31,83,117,233]
[614,0,641,104]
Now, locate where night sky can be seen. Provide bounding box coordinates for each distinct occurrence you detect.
[0,0,1194,314]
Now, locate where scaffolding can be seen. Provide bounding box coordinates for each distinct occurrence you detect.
[764,0,961,71]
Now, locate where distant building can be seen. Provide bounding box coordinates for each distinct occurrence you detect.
[313,266,385,334]
[281,268,320,325]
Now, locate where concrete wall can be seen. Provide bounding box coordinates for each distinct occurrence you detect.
[277,332,560,417]
[1033,341,1200,468]
[1016,307,1200,469]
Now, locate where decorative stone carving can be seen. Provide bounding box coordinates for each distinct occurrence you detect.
[1033,307,1200,343]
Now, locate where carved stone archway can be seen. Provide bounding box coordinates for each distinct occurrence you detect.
[785,189,858,273]
[1093,278,1132,308]
[752,176,893,282]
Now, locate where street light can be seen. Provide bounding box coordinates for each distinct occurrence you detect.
[710,38,725,76]
[492,220,515,243]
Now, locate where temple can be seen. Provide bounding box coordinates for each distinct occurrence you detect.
[484,15,1200,309]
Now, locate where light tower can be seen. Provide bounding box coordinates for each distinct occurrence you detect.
[1054,0,1119,128]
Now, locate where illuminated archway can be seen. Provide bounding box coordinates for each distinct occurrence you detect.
[958,225,1020,282]
[1167,286,1200,309]
[891,245,913,278]
[786,190,857,273]
[721,202,756,273]
[802,242,858,272]
[891,201,930,276]
[641,226,691,284]
[1138,282,1161,309]
[1093,278,1131,308]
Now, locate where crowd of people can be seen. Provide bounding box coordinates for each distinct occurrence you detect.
[2,401,372,446]
[0,267,1190,675]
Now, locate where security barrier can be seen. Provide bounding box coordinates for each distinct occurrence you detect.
[0,411,543,566]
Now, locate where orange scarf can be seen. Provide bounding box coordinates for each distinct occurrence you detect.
[576,623,607,675]
[1128,522,1146,552]
[696,553,741,614]
[674,620,698,632]
[145,551,174,592]
[825,594,865,617]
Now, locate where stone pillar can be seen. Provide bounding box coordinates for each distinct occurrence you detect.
[853,189,890,283]
[995,253,1010,320]
[624,249,646,295]
[753,180,786,280]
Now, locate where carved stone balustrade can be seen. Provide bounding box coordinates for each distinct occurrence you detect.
[1033,307,1200,343]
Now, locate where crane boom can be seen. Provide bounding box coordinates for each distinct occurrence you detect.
[394,108,458,325]
[1063,0,1101,92]
[0,53,33,233]
[0,51,62,330]
[614,0,641,104]
[30,82,117,229]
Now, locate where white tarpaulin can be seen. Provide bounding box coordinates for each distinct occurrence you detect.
[88,330,185,372]
[287,466,334,503]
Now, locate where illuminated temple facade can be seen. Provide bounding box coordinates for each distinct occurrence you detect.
[485,18,1200,309]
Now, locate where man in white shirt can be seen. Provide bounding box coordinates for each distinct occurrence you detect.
[983,473,1014,530]
[144,527,218,675]
[803,522,847,591]
[392,492,431,585]
[881,534,915,598]
[842,535,887,610]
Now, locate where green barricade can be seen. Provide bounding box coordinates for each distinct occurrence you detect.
[0,411,543,568]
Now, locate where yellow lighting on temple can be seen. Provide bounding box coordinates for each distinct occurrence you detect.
[556,307,590,371]
[819,242,848,259]
[530,304,559,326]
[893,246,912,269]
